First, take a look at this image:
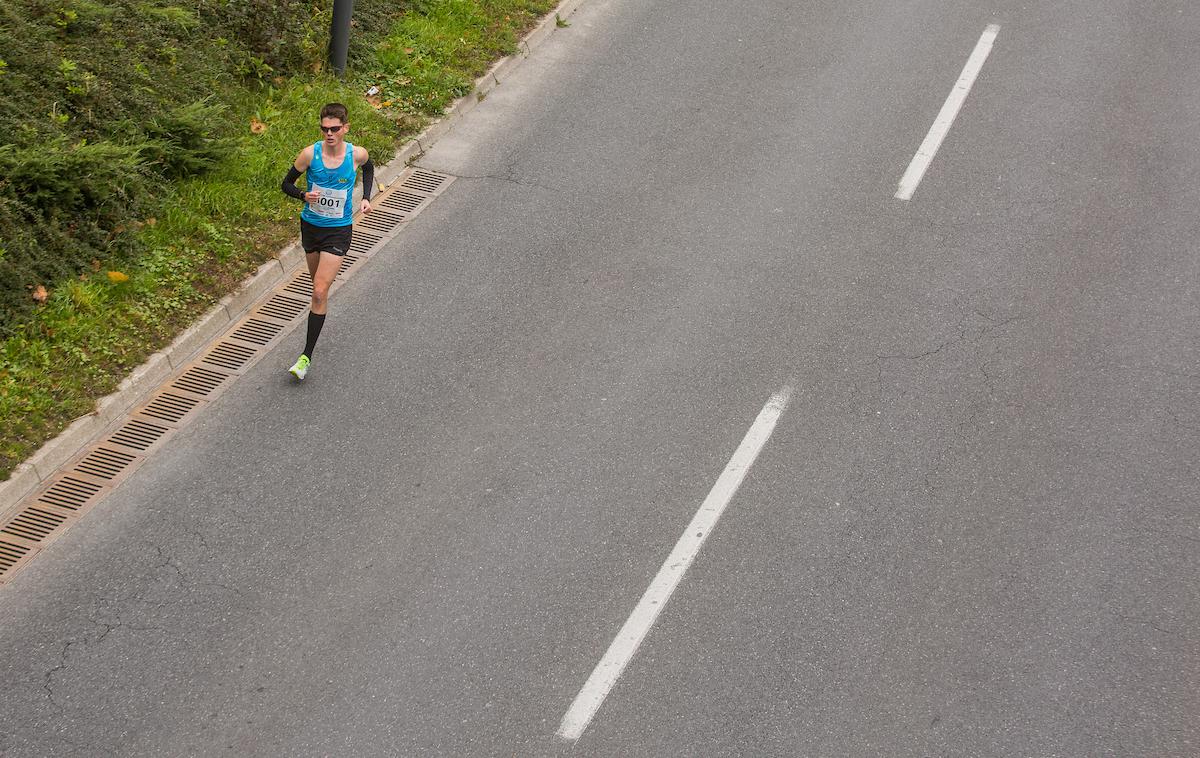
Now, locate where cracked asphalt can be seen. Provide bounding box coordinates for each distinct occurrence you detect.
[2,0,1200,754]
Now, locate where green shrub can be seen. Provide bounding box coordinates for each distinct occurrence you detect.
[141,101,238,179]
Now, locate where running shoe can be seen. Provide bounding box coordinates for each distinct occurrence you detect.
[288,354,310,380]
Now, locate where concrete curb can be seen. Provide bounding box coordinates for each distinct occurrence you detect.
[221,257,286,321]
[27,416,99,481]
[0,464,40,510]
[165,302,231,371]
[0,0,589,522]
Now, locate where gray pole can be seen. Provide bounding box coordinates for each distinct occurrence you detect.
[329,0,354,76]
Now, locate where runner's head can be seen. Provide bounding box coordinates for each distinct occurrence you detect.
[319,103,349,146]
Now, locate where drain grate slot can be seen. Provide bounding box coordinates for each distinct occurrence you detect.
[138,391,201,425]
[229,318,285,346]
[109,418,171,451]
[36,475,104,513]
[73,446,138,481]
[172,365,229,397]
[357,210,405,234]
[349,232,382,255]
[0,541,28,570]
[257,293,308,322]
[0,537,37,581]
[283,275,312,298]
[2,506,70,544]
[403,169,451,194]
[380,191,426,215]
[337,254,360,277]
[201,341,257,371]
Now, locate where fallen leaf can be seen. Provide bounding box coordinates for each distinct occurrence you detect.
[90,258,101,271]
[403,47,414,55]
[250,117,267,134]
[366,95,382,109]
[144,217,156,226]
[107,270,129,283]
[32,285,48,304]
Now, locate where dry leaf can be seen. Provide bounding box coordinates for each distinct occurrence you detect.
[250,117,267,134]
[32,285,48,304]
[366,95,382,109]
[90,258,101,271]
[144,217,156,226]
[106,270,129,283]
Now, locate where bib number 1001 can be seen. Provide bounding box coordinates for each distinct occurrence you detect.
[309,186,348,219]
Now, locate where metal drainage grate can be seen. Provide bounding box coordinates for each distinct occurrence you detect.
[404,169,451,194]
[257,293,309,322]
[337,253,360,278]
[283,274,312,299]
[172,365,230,397]
[137,391,202,426]
[36,475,105,514]
[1,506,70,544]
[108,418,171,452]
[201,341,257,372]
[0,537,37,582]
[356,210,406,235]
[73,446,138,482]
[349,232,382,256]
[380,191,426,215]
[229,317,285,346]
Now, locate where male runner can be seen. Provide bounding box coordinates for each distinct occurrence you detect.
[280,102,374,379]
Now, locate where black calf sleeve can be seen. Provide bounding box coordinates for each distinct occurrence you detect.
[303,312,326,358]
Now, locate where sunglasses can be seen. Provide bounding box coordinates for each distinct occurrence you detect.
[319,124,345,134]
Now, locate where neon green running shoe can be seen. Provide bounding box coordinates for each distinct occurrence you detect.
[288,354,310,380]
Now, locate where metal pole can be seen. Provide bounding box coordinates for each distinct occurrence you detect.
[329,0,354,76]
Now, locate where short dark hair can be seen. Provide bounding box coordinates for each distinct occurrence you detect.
[320,102,349,123]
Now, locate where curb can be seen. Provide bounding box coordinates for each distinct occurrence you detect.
[0,0,589,524]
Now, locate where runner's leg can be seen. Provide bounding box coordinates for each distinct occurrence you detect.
[302,251,341,358]
[310,251,340,316]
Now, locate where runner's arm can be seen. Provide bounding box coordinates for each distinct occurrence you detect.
[281,165,305,200]
[281,147,316,201]
[361,158,375,201]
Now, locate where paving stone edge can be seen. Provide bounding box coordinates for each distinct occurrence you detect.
[0,0,588,522]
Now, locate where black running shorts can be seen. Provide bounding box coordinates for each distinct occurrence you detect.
[300,219,352,256]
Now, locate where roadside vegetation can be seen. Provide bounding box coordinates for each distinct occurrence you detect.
[0,0,556,478]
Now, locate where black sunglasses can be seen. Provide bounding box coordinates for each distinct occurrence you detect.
[319,124,345,134]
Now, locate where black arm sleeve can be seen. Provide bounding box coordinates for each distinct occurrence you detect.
[361,158,375,201]
[281,166,305,200]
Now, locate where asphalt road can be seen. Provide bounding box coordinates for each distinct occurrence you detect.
[3,0,1199,755]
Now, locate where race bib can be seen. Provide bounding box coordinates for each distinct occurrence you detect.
[308,184,349,219]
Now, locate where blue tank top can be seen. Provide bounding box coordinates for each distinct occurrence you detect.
[301,141,357,227]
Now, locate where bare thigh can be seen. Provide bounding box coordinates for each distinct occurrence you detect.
[309,251,342,314]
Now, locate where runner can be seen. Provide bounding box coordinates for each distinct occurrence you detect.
[280,102,374,380]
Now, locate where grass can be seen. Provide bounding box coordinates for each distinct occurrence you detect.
[0,0,558,478]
